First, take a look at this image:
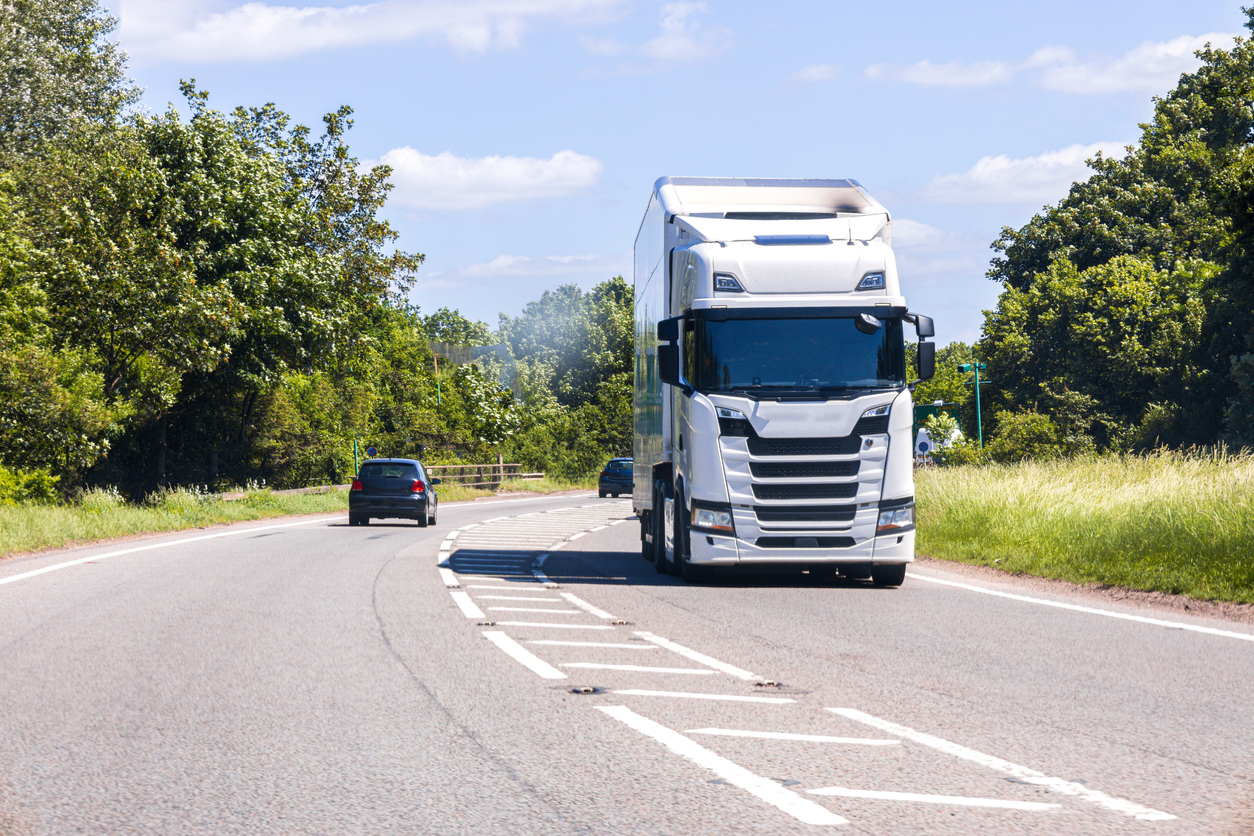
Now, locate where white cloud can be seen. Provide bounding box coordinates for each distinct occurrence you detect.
[640,2,731,62]
[915,142,1127,205]
[416,251,630,290]
[790,63,840,83]
[864,32,1236,93]
[120,0,624,63]
[865,59,1013,87]
[371,147,603,211]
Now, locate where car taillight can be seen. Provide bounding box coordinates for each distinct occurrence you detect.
[351,479,363,491]
[600,471,609,478]
[411,479,425,493]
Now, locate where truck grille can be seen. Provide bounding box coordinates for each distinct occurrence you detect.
[754,505,857,523]
[755,536,856,548]
[752,483,859,500]
[750,461,860,478]
[747,436,861,456]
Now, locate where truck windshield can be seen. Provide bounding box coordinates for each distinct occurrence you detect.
[687,316,905,393]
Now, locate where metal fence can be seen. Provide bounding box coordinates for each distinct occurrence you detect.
[425,463,543,489]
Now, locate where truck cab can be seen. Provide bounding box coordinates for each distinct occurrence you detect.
[632,177,935,584]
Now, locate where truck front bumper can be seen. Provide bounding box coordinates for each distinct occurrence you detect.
[687,529,914,565]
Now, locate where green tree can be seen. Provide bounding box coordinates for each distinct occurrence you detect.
[0,0,139,155]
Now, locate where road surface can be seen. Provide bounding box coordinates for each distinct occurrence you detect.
[1,493,1250,834]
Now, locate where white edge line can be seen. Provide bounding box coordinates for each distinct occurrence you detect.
[807,787,1059,811]
[487,607,581,614]
[448,590,486,619]
[596,706,846,826]
[438,567,460,587]
[446,530,460,539]
[560,592,616,620]
[828,708,1175,821]
[569,531,588,540]
[0,515,346,588]
[907,572,1254,643]
[686,729,900,746]
[633,631,758,680]
[529,641,657,649]
[482,631,567,679]
[615,689,794,704]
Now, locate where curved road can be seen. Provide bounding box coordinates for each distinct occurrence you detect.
[0,493,1250,835]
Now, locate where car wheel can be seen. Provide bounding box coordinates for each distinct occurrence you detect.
[349,514,361,526]
[417,505,429,527]
[428,501,437,526]
[599,490,607,498]
[871,564,907,587]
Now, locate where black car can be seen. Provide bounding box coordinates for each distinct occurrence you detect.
[598,458,632,498]
[349,458,440,526]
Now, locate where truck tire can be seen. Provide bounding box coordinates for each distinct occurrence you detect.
[640,510,655,562]
[843,563,872,580]
[668,487,685,577]
[871,564,907,587]
[654,481,673,575]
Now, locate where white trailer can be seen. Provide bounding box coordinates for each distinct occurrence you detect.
[632,177,936,585]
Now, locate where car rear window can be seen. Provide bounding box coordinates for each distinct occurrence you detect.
[606,460,632,471]
[360,463,418,479]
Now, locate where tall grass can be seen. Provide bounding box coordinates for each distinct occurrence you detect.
[915,449,1254,603]
[0,475,601,559]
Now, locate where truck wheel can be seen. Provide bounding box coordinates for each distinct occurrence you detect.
[843,563,872,580]
[641,510,655,562]
[654,481,672,575]
[668,489,685,577]
[871,564,907,587]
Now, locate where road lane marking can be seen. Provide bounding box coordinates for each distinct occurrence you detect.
[616,690,794,704]
[568,531,588,540]
[467,585,540,589]
[448,591,486,619]
[562,663,715,674]
[446,530,460,539]
[633,631,757,680]
[0,515,347,589]
[610,519,628,525]
[495,622,613,630]
[439,568,460,587]
[907,573,1254,643]
[687,729,899,746]
[560,592,616,620]
[529,641,657,649]
[482,631,566,679]
[596,706,846,826]
[807,787,1059,811]
[590,525,608,531]
[828,708,1175,821]
[477,595,563,601]
[487,607,581,614]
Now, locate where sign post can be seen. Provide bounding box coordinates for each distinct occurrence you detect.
[958,363,988,447]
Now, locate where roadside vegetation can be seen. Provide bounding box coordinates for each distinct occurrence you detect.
[916,450,1254,603]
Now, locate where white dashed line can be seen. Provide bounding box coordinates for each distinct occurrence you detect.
[476,595,563,602]
[446,530,460,539]
[596,706,846,826]
[560,592,616,620]
[633,632,757,680]
[562,663,715,674]
[487,607,581,614]
[495,622,613,630]
[615,690,794,704]
[568,532,587,540]
[448,590,485,619]
[528,641,657,649]
[907,573,1254,643]
[828,708,1175,821]
[439,568,460,587]
[686,729,899,746]
[483,631,566,679]
[807,787,1059,811]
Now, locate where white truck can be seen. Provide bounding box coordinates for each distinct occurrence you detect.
[632,177,936,585]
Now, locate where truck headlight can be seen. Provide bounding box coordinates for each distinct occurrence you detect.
[861,404,890,418]
[716,407,751,437]
[691,501,735,534]
[857,272,885,290]
[876,503,914,533]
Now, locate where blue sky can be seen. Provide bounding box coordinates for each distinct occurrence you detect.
[115,0,1243,346]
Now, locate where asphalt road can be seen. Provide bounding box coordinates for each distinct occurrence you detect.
[1,493,1251,835]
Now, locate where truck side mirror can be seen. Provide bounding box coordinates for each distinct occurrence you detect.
[918,341,936,381]
[657,317,681,342]
[659,344,681,386]
[914,314,935,339]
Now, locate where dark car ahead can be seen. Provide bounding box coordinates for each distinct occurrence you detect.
[598,458,632,498]
[349,458,440,526]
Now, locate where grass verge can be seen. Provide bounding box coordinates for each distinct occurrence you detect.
[915,449,1254,604]
[0,476,601,560]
